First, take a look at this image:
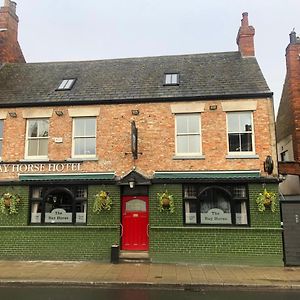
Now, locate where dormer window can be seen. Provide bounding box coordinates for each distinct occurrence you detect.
[57,78,76,91]
[164,73,179,85]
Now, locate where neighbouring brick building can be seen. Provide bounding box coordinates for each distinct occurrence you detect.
[0,1,282,265]
[276,30,300,265]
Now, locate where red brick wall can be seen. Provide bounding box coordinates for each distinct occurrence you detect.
[236,12,255,57]
[0,1,25,63]
[0,98,276,179]
[285,42,300,161]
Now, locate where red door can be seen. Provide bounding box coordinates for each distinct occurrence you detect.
[121,195,149,251]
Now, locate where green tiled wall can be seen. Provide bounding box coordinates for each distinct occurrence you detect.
[149,183,283,266]
[0,185,120,261]
[0,183,283,265]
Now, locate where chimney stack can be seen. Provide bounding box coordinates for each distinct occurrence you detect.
[0,0,25,63]
[236,12,255,57]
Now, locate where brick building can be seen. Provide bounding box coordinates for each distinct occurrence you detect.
[0,1,282,265]
[276,30,300,265]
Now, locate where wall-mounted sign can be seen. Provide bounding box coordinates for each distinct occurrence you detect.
[0,162,81,174]
[201,208,231,224]
[45,208,72,223]
[131,121,138,159]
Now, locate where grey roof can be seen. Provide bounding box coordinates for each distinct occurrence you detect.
[0,51,271,106]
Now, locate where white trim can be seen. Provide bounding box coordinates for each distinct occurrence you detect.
[221,100,257,112]
[22,108,53,119]
[226,111,256,156]
[72,117,97,158]
[171,102,205,114]
[68,107,100,117]
[175,113,202,156]
[25,119,49,160]
[0,111,7,119]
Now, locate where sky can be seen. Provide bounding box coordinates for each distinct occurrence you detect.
[15,0,300,115]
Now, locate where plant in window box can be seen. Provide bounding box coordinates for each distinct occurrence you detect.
[0,192,21,215]
[256,188,277,213]
[93,190,112,213]
[157,190,175,213]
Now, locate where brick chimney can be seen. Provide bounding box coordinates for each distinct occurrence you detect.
[285,30,300,161]
[236,12,255,57]
[0,0,25,63]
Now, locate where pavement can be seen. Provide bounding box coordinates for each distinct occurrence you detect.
[1,261,300,290]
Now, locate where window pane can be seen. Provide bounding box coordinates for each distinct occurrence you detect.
[241,133,252,151]
[165,74,172,84]
[188,135,200,153]
[38,139,48,156]
[228,133,240,152]
[171,74,178,84]
[28,120,38,137]
[45,192,73,224]
[85,118,96,136]
[188,115,199,133]
[38,120,49,137]
[227,114,239,132]
[233,186,246,198]
[28,139,38,156]
[177,135,188,153]
[74,137,96,155]
[0,120,3,138]
[200,188,232,224]
[235,201,248,225]
[31,202,42,223]
[185,201,197,224]
[74,139,85,155]
[64,79,74,89]
[76,201,87,223]
[58,80,68,89]
[84,137,96,155]
[176,115,188,134]
[239,112,252,133]
[74,118,85,136]
[184,185,197,198]
[126,199,146,212]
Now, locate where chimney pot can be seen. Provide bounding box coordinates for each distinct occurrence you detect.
[4,0,16,13]
[236,12,255,57]
[241,12,249,26]
[290,30,297,44]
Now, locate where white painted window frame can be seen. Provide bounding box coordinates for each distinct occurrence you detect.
[175,113,202,156]
[72,117,97,159]
[226,111,255,156]
[25,118,49,160]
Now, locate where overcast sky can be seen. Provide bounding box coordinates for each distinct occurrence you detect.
[15,0,300,115]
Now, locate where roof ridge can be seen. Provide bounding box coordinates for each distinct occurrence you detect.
[6,51,242,66]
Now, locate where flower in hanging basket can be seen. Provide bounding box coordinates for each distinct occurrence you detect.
[157,190,175,213]
[0,192,21,215]
[93,190,112,213]
[256,188,277,213]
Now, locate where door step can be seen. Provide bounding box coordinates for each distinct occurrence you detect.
[119,251,150,263]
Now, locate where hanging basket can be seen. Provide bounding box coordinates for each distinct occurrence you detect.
[93,190,112,213]
[157,190,175,213]
[0,192,21,215]
[256,188,277,213]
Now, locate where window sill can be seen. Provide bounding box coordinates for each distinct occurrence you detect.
[173,155,205,160]
[20,158,50,162]
[226,154,259,159]
[67,157,99,162]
